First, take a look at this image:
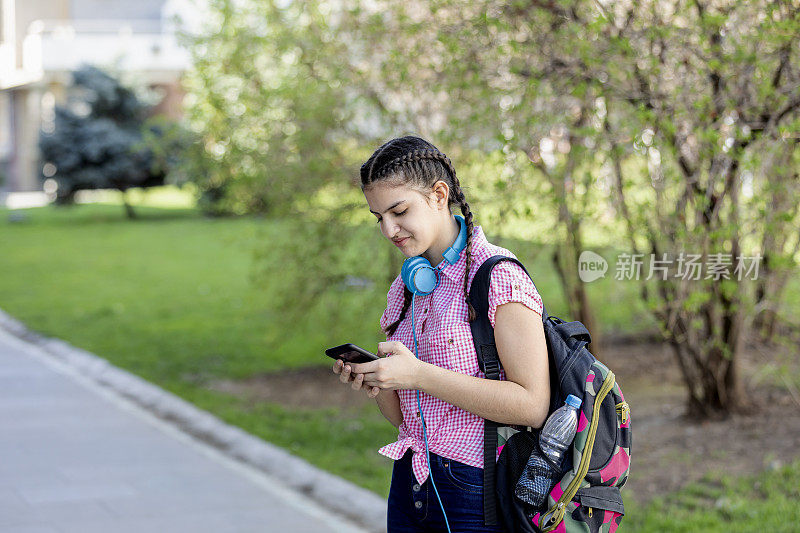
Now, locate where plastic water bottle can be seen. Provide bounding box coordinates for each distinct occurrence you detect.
[514,394,582,508]
[539,394,583,466]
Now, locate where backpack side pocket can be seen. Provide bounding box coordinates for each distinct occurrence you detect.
[570,485,625,532]
[495,429,545,533]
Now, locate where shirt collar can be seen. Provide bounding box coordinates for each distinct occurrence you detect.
[439,224,487,283]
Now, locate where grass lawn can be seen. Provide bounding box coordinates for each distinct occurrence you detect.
[0,199,403,495]
[1,190,797,528]
[624,458,800,532]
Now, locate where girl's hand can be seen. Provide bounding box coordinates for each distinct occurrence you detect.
[333,358,381,399]
[348,341,424,391]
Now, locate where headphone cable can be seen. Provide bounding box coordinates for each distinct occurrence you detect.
[411,296,452,533]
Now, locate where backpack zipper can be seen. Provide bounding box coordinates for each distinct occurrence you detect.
[616,401,629,425]
[540,370,616,532]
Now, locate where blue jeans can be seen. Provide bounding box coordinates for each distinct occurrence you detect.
[387,449,503,532]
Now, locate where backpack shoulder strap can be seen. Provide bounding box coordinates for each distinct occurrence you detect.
[469,255,548,374]
[468,254,547,527]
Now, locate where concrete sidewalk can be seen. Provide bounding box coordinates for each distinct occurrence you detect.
[0,328,372,533]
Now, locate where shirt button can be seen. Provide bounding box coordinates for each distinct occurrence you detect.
[413,483,421,492]
[514,284,520,289]
[424,308,428,313]
[414,501,423,509]
[448,338,454,344]
[416,411,421,417]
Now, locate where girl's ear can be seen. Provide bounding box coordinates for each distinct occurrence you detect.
[431,180,450,209]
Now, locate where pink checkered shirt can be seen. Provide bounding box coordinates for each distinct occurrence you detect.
[377,223,544,486]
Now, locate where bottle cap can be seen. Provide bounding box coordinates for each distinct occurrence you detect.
[565,394,582,409]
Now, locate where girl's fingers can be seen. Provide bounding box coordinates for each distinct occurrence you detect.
[339,363,353,383]
[333,359,369,396]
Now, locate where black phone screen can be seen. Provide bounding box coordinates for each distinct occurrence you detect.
[325,343,379,364]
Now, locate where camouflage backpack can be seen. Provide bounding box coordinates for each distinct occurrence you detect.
[468,255,632,532]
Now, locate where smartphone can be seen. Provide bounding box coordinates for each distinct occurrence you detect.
[325,343,379,364]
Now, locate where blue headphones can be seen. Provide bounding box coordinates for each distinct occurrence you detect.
[400,214,468,296]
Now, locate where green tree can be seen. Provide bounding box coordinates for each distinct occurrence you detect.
[492,0,799,417]
[177,0,357,217]
[38,65,180,219]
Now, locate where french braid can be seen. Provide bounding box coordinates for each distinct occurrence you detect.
[360,136,477,336]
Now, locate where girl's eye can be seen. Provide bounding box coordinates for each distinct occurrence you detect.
[375,210,407,224]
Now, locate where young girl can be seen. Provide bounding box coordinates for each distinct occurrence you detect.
[333,135,550,532]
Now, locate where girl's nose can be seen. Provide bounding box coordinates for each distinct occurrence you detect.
[383,220,400,237]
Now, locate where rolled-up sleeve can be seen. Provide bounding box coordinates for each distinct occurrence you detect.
[487,261,543,328]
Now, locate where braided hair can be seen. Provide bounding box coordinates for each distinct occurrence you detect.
[360,135,477,337]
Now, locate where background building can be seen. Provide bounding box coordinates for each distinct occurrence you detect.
[0,0,194,195]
